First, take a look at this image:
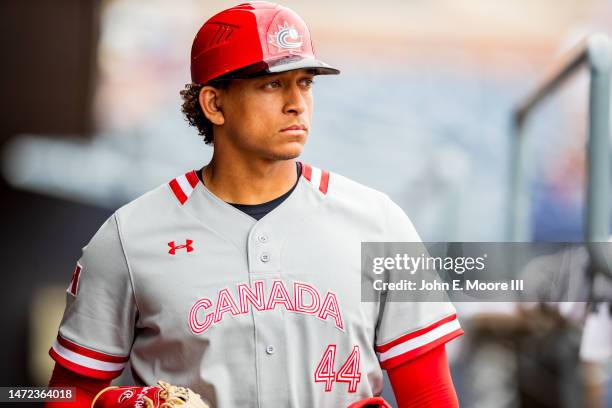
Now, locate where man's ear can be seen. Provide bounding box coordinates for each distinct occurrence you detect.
[199,86,225,126]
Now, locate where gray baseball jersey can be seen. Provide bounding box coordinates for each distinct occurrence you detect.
[50,162,463,407]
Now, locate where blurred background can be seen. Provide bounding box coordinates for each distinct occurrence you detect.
[1,0,611,406]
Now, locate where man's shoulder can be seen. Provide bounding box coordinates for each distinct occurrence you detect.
[306,164,417,238]
[114,170,198,222]
[322,166,415,224]
[327,170,388,202]
[304,169,391,221]
[304,164,394,217]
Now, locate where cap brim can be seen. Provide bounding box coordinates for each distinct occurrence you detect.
[267,56,340,76]
[211,55,339,82]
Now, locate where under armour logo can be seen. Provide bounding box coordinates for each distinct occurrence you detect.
[168,239,194,255]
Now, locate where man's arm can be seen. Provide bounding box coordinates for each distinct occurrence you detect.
[388,345,459,408]
[46,363,110,408]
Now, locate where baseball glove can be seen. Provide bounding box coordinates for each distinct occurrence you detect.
[91,381,209,408]
[347,396,393,408]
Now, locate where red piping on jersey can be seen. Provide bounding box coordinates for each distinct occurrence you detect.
[379,329,463,370]
[186,170,199,188]
[69,264,82,296]
[299,162,330,195]
[55,335,129,363]
[169,179,189,204]
[169,170,199,205]
[49,348,122,380]
[375,314,459,353]
[319,170,330,194]
[302,163,313,181]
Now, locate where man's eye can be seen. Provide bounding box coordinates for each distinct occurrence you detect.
[300,78,314,87]
[263,81,281,89]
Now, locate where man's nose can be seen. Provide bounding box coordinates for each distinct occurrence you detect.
[283,84,307,115]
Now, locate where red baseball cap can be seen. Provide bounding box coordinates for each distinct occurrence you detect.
[190,2,340,84]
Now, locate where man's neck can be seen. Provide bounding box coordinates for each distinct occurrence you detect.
[202,155,299,205]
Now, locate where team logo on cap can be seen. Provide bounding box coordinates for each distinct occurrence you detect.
[268,21,303,51]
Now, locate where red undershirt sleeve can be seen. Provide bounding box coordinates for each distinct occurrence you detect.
[45,363,111,408]
[387,344,459,408]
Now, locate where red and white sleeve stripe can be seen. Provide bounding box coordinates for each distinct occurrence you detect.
[67,263,82,297]
[49,335,129,380]
[169,170,200,205]
[376,314,463,369]
[300,162,330,195]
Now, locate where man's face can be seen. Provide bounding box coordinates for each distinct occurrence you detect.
[217,69,314,161]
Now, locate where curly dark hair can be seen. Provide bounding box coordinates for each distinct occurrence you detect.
[180,80,230,145]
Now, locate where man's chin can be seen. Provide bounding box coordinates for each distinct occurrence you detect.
[267,145,304,161]
[269,152,301,161]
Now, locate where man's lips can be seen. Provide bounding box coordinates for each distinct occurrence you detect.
[281,125,307,132]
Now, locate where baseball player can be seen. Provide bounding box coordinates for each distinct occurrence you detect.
[46,2,463,407]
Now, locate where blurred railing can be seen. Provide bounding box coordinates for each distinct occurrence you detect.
[509,33,612,242]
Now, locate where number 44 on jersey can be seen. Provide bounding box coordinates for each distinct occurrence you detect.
[314,345,361,392]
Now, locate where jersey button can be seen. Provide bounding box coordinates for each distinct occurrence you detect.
[257,234,269,243]
[260,252,271,263]
[266,345,275,355]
